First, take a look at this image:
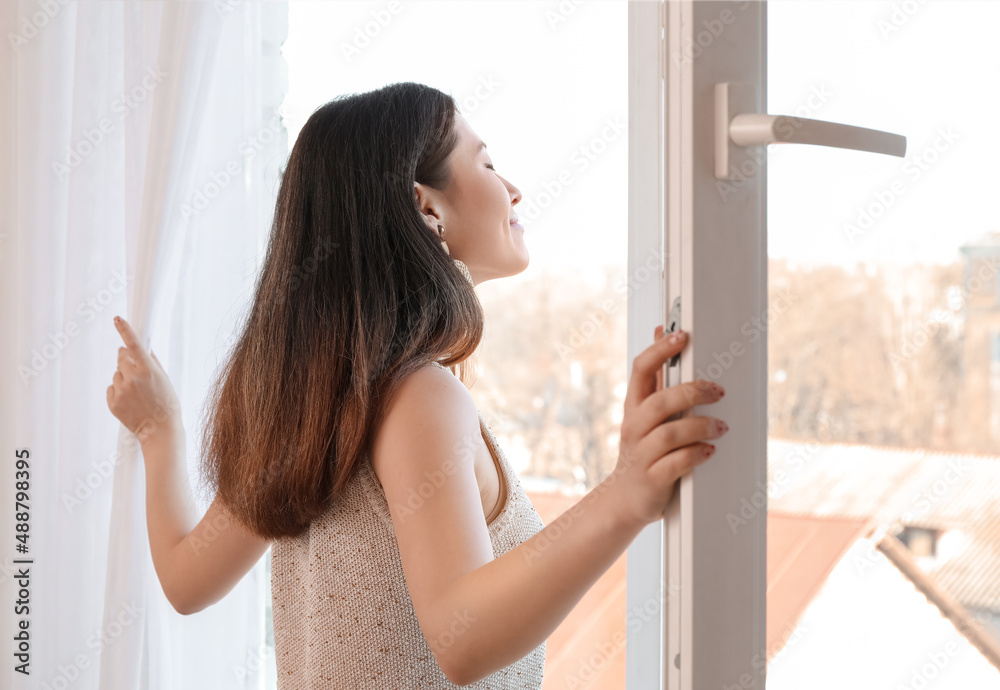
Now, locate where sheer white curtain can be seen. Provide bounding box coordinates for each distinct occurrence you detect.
[0,1,288,688]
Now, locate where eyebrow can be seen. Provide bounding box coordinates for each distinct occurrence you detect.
[476,140,488,151]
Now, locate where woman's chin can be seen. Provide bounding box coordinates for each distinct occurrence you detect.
[495,257,529,281]
[511,242,529,269]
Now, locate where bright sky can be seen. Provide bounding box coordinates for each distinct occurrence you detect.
[767,0,1000,270]
[281,0,999,273]
[282,0,629,286]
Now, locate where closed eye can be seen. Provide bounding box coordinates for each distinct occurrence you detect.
[486,164,496,171]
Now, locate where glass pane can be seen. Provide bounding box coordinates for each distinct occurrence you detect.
[767,2,1000,688]
[274,2,629,688]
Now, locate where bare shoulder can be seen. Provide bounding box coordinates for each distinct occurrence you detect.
[370,362,480,479]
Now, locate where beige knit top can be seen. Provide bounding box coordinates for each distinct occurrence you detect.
[270,373,547,688]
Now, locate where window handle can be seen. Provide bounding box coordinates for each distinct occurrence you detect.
[715,82,907,179]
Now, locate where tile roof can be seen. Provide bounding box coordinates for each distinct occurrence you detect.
[767,438,1000,612]
[766,512,870,655]
[875,528,1000,671]
[766,535,1000,688]
[524,438,1000,686]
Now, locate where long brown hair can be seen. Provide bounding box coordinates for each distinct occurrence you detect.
[198,82,484,540]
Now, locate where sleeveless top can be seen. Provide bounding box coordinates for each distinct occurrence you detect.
[269,364,547,689]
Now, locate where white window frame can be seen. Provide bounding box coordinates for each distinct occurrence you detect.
[626,1,768,688]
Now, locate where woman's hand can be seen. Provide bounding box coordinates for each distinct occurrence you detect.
[605,325,728,529]
[106,316,183,448]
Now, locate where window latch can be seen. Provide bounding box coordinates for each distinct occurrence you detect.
[666,296,682,369]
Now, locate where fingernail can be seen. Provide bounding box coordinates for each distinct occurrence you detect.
[704,444,716,458]
[114,316,120,324]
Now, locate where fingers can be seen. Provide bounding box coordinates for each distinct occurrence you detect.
[113,316,152,369]
[632,381,724,439]
[635,414,727,463]
[117,346,136,372]
[625,327,688,408]
[647,441,716,487]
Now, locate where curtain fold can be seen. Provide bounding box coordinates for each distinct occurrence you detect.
[0,1,289,688]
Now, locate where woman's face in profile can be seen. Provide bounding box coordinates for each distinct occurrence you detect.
[414,113,526,285]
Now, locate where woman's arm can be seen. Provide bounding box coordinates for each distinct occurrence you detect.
[108,316,270,616]
[142,428,271,615]
[372,337,724,685]
[443,467,644,684]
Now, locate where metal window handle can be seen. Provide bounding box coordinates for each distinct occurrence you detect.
[715,82,907,179]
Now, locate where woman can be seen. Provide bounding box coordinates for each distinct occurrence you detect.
[106,81,728,688]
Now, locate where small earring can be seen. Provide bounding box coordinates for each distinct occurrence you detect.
[437,224,474,286]
[437,224,449,256]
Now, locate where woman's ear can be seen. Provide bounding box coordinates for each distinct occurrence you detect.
[413,182,443,236]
